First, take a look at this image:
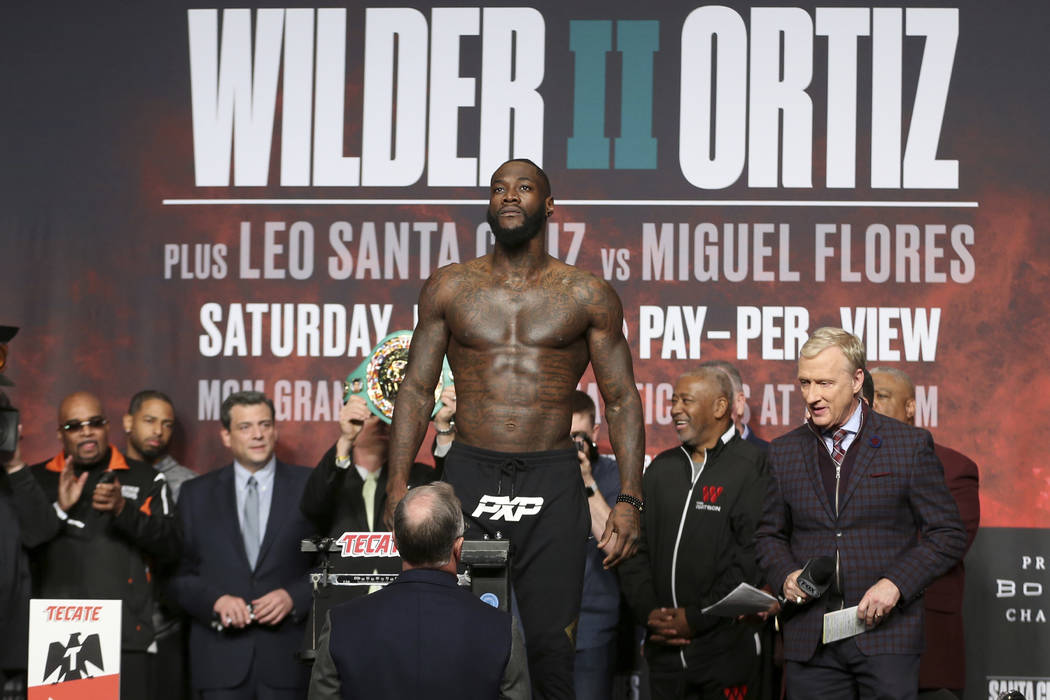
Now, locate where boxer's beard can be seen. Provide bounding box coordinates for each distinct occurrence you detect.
[487,207,547,249]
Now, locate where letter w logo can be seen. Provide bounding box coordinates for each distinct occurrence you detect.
[471,496,544,522]
[702,486,724,504]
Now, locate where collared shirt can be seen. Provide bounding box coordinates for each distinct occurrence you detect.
[354,464,383,482]
[821,400,863,455]
[234,458,276,539]
[688,424,737,483]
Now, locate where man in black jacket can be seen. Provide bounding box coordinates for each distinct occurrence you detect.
[300,394,436,541]
[26,391,179,698]
[1,396,58,698]
[298,394,437,655]
[618,367,771,699]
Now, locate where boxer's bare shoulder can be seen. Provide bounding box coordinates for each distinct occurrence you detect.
[417,255,624,450]
[386,159,643,562]
[429,255,621,331]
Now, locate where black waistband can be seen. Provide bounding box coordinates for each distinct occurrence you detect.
[449,441,577,466]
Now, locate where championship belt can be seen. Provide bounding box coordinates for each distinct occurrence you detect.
[342,330,453,424]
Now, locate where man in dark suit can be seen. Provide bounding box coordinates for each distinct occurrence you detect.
[298,394,437,652]
[755,328,967,700]
[300,394,436,543]
[871,367,980,699]
[170,391,315,699]
[309,481,530,699]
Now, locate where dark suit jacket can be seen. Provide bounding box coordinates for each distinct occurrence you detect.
[309,568,528,699]
[919,443,980,689]
[1,467,61,672]
[744,425,769,451]
[298,446,439,652]
[755,405,967,661]
[169,461,316,691]
[300,443,435,537]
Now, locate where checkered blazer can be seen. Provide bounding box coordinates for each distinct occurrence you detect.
[755,404,967,661]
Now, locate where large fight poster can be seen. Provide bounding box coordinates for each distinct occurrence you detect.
[2,2,1047,694]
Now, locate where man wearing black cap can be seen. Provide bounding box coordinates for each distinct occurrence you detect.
[0,325,60,698]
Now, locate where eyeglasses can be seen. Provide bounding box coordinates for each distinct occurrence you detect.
[60,417,108,432]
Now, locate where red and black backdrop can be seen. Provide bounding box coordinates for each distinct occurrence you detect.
[2,2,1047,694]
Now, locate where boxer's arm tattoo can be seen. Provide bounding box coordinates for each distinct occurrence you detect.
[581,275,644,498]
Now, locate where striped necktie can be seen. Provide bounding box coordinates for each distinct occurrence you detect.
[831,429,849,466]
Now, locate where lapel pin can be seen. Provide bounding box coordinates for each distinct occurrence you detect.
[870,435,882,448]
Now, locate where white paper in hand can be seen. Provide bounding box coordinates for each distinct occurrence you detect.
[701,583,778,617]
[822,606,867,643]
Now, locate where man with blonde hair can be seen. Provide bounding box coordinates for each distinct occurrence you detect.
[756,327,966,700]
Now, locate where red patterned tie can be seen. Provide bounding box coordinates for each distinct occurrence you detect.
[831,428,848,466]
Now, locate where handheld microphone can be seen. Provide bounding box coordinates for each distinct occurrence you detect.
[97,471,117,484]
[796,556,836,598]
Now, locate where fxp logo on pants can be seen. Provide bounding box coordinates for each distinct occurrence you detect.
[472,496,544,522]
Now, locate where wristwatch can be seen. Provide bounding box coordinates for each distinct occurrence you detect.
[435,419,456,436]
[584,483,597,498]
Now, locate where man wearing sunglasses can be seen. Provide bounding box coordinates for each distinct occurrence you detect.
[24,390,179,699]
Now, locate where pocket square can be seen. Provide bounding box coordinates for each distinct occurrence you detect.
[870,471,892,478]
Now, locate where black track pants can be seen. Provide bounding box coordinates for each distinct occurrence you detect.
[445,442,590,700]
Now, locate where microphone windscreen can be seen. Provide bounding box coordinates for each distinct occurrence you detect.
[807,556,835,585]
[797,556,836,597]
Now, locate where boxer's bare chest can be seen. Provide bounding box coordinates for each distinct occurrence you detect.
[444,267,590,351]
